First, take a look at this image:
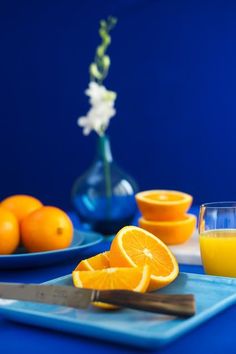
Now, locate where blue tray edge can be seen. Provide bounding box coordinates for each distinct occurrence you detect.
[1,272,236,349]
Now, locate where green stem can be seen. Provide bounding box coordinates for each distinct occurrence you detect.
[97,134,112,199]
[89,16,117,84]
[103,154,112,199]
[101,135,112,219]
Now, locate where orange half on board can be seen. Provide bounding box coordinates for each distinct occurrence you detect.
[109,226,179,291]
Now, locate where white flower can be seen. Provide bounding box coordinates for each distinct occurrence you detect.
[78,82,116,136]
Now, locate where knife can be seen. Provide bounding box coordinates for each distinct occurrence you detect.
[0,283,195,317]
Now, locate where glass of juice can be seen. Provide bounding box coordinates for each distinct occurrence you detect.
[199,202,236,277]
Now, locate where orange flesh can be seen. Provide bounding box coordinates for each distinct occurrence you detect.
[146,193,184,202]
[75,252,110,271]
[73,266,150,292]
[122,229,173,276]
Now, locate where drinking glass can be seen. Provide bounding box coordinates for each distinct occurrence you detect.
[198,202,236,277]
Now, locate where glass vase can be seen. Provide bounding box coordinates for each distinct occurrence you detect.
[71,134,138,235]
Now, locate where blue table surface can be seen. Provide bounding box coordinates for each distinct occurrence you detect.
[1,206,236,354]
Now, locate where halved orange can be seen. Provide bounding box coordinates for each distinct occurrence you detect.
[139,214,196,245]
[135,190,192,221]
[109,226,179,291]
[72,265,150,292]
[75,251,110,271]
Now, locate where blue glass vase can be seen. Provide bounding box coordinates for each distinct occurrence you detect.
[71,134,138,235]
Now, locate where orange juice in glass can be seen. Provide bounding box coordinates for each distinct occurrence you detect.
[199,202,236,277]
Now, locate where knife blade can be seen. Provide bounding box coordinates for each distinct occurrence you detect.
[0,283,195,317]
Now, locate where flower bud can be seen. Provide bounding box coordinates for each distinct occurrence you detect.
[100,20,106,28]
[99,28,106,39]
[103,34,111,46]
[102,55,110,69]
[96,45,104,57]
[104,90,117,102]
[89,63,102,80]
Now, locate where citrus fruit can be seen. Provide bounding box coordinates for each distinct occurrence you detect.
[139,214,196,245]
[0,207,20,254]
[135,190,192,221]
[73,265,150,309]
[21,206,73,252]
[1,195,43,223]
[72,265,150,292]
[109,226,179,291]
[75,251,110,271]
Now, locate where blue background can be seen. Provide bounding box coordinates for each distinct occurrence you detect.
[1,0,236,209]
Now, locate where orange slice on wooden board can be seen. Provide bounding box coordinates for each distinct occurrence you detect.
[72,265,151,309]
[75,251,110,271]
[109,226,179,291]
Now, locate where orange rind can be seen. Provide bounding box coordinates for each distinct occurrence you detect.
[139,214,196,245]
[0,207,20,254]
[135,190,193,221]
[109,226,179,291]
[21,206,73,252]
[72,265,151,309]
[1,195,43,223]
[75,251,110,271]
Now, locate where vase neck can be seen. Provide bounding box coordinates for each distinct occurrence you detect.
[96,134,113,162]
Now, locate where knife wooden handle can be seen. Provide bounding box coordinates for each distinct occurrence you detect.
[94,290,195,317]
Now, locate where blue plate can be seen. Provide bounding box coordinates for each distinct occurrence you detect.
[0,230,103,269]
[0,272,236,349]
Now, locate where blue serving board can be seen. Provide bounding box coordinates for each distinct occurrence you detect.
[0,272,236,349]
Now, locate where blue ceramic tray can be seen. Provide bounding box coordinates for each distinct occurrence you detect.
[0,230,103,269]
[0,272,236,349]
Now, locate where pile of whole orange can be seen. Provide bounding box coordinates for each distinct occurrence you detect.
[136,190,196,245]
[72,226,179,307]
[0,195,73,254]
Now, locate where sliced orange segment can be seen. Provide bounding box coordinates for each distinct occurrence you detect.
[75,251,110,271]
[72,265,150,309]
[109,226,179,291]
[72,265,150,292]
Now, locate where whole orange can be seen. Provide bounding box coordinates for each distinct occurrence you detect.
[21,206,74,252]
[1,195,43,223]
[0,207,20,254]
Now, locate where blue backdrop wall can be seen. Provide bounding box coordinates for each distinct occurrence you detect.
[1,0,236,209]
